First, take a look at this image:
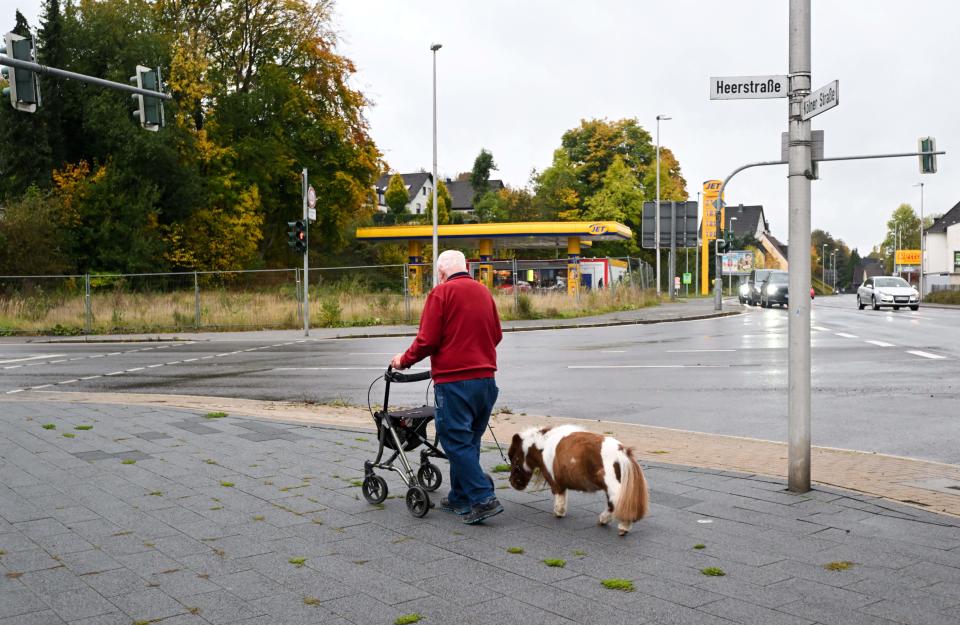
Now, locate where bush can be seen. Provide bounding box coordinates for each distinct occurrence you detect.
[926,290,960,305]
[319,297,342,326]
[515,293,536,319]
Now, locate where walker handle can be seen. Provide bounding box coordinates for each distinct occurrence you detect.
[385,366,431,383]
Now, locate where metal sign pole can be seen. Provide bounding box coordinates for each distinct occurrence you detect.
[787,0,812,493]
[302,168,310,337]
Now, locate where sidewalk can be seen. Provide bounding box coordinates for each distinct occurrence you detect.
[3,397,960,625]
[7,297,738,343]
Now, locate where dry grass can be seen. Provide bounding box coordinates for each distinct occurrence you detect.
[0,283,656,335]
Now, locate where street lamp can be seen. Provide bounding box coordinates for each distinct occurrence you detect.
[728,217,737,295]
[914,182,925,300]
[831,249,838,293]
[655,114,671,297]
[821,243,827,286]
[430,43,442,288]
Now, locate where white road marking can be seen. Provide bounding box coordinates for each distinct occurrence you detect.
[106,352,121,356]
[0,354,67,365]
[105,371,125,376]
[147,364,163,368]
[865,340,895,347]
[49,359,68,364]
[6,389,25,394]
[2,365,22,370]
[907,350,946,360]
[201,356,215,360]
[569,365,731,369]
[216,353,231,357]
[58,379,79,385]
[166,361,182,365]
[182,358,198,362]
[835,332,858,339]
[80,375,101,380]
[31,384,52,390]
[600,350,626,353]
[667,349,736,353]
[125,367,145,372]
[812,326,830,331]
[347,352,399,356]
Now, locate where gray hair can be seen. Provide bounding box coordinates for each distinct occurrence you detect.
[437,249,467,276]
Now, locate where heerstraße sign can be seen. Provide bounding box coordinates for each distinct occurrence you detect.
[709,75,789,100]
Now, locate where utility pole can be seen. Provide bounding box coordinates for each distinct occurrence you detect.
[430,43,442,288]
[302,168,309,337]
[656,114,671,297]
[787,0,812,493]
[915,181,925,300]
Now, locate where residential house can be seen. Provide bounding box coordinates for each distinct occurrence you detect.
[723,204,769,241]
[445,178,505,213]
[853,258,884,285]
[373,172,434,216]
[924,199,960,292]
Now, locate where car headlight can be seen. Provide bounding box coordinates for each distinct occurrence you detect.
[766,285,777,295]
[739,284,750,295]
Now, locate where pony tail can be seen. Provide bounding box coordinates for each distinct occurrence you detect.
[614,448,649,522]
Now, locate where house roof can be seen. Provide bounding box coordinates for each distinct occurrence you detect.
[374,172,433,202]
[724,204,768,238]
[764,233,788,258]
[927,199,960,234]
[446,179,505,210]
[853,258,884,284]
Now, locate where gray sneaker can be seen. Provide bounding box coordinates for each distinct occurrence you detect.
[440,497,470,515]
[462,498,504,525]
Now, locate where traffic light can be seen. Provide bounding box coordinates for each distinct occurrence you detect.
[919,137,937,174]
[130,65,164,131]
[1,32,41,112]
[287,220,307,254]
[715,238,727,255]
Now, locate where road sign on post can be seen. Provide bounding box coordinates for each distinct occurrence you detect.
[800,79,839,121]
[709,75,789,100]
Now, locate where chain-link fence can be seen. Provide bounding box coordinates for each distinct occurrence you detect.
[0,258,658,335]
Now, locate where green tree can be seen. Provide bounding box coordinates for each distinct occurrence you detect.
[533,149,580,220]
[0,187,73,274]
[498,186,536,222]
[560,118,654,197]
[473,190,504,223]
[425,179,452,225]
[385,173,409,215]
[583,155,644,223]
[470,148,497,205]
[641,147,687,201]
[879,203,920,273]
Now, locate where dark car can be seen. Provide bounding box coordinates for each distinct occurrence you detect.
[760,272,789,308]
[746,269,785,305]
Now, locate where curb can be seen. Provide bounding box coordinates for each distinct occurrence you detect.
[19,309,742,343]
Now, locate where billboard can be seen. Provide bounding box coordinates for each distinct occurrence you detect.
[640,201,698,249]
[721,250,754,275]
[895,249,921,265]
[702,180,724,240]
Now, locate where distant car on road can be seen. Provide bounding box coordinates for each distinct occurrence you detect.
[760,271,789,308]
[857,276,919,311]
[746,269,786,306]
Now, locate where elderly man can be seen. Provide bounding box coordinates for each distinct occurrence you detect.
[391,250,504,524]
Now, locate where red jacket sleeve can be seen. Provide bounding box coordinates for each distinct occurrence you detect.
[400,290,444,368]
[492,296,503,347]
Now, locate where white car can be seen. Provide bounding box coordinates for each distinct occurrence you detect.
[857,276,919,311]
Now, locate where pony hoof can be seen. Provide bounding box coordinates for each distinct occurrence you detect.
[618,529,628,536]
[554,512,566,518]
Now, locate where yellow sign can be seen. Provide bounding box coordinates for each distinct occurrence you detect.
[895,249,921,265]
[587,223,608,235]
[702,180,724,240]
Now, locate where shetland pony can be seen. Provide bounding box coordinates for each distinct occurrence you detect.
[507,425,648,536]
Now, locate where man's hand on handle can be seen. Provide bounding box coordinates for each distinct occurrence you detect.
[390,353,406,370]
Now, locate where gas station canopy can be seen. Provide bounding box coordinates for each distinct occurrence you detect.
[355,221,633,249]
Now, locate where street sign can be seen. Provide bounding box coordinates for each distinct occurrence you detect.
[640,201,699,249]
[896,249,921,265]
[709,75,789,100]
[307,185,317,209]
[800,80,839,121]
[682,272,692,285]
[308,207,316,221]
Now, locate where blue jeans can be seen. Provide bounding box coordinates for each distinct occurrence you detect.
[434,377,498,507]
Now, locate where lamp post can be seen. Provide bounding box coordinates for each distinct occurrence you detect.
[728,217,737,294]
[914,182,924,299]
[655,114,671,297]
[831,250,837,293]
[821,243,827,286]
[430,43,442,288]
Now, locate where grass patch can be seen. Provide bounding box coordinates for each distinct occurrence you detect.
[354,437,369,442]
[573,549,587,557]
[601,578,635,592]
[492,464,511,473]
[543,558,566,568]
[349,480,363,487]
[210,505,223,511]
[700,567,725,577]
[824,560,855,571]
[74,425,93,431]
[149,491,163,496]
[252,515,265,521]
[288,557,307,567]
[506,546,524,554]
[394,615,422,625]
[649,450,670,454]
[205,459,218,465]
[187,606,201,615]
[41,423,56,430]
[5,571,23,579]
[303,597,321,606]
[926,290,960,305]
[121,459,136,465]
[62,432,75,438]
[693,544,706,550]
[204,411,227,419]
[219,481,234,487]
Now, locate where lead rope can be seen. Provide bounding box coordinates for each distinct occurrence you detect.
[487,423,508,462]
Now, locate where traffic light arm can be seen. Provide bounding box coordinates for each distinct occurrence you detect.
[0,53,171,100]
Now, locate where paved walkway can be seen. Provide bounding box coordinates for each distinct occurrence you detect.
[3,399,960,625]
[9,297,738,343]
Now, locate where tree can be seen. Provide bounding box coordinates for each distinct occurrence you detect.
[533,149,580,220]
[0,187,73,275]
[470,149,497,205]
[498,186,536,222]
[641,147,687,201]
[560,118,655,197]
[384,173,409,215]
[425,179,451,225]
[583,155,644,223]
[878,203,920,273]
[473,191,504,223]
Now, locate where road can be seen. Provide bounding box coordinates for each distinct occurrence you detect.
[2,294,958,463]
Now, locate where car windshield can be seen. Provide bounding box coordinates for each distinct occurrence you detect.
[767,273,788,284]
[755,271,771,281]
[874,277,910,288]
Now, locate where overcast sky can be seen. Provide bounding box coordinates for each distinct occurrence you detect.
[13,0,959,254]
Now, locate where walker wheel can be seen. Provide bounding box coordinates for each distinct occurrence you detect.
[361,475,388,505]
[417,463,443,492]
[405,486,430,518]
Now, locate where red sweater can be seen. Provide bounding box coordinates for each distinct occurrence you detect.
[400,273,502,383]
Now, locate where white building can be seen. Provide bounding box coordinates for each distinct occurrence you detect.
[924,200,960,293]
[373,172,434,216]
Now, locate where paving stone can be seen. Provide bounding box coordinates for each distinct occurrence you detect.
[108,587,187,621]
[0,609,68,625]
[0,587,49,619]
[180,589,264,624]
[698,597,815,625]
[43,585,118,621]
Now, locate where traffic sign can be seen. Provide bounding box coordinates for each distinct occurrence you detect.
[710,75,788,100]
[308,208,316,221]
[307,185,316,209]
[800,80,838,121]
[682,272,692,285]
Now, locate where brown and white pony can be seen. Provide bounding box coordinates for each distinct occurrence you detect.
[508,425,648,536]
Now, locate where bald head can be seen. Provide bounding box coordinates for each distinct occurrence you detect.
[437,250,467,282]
